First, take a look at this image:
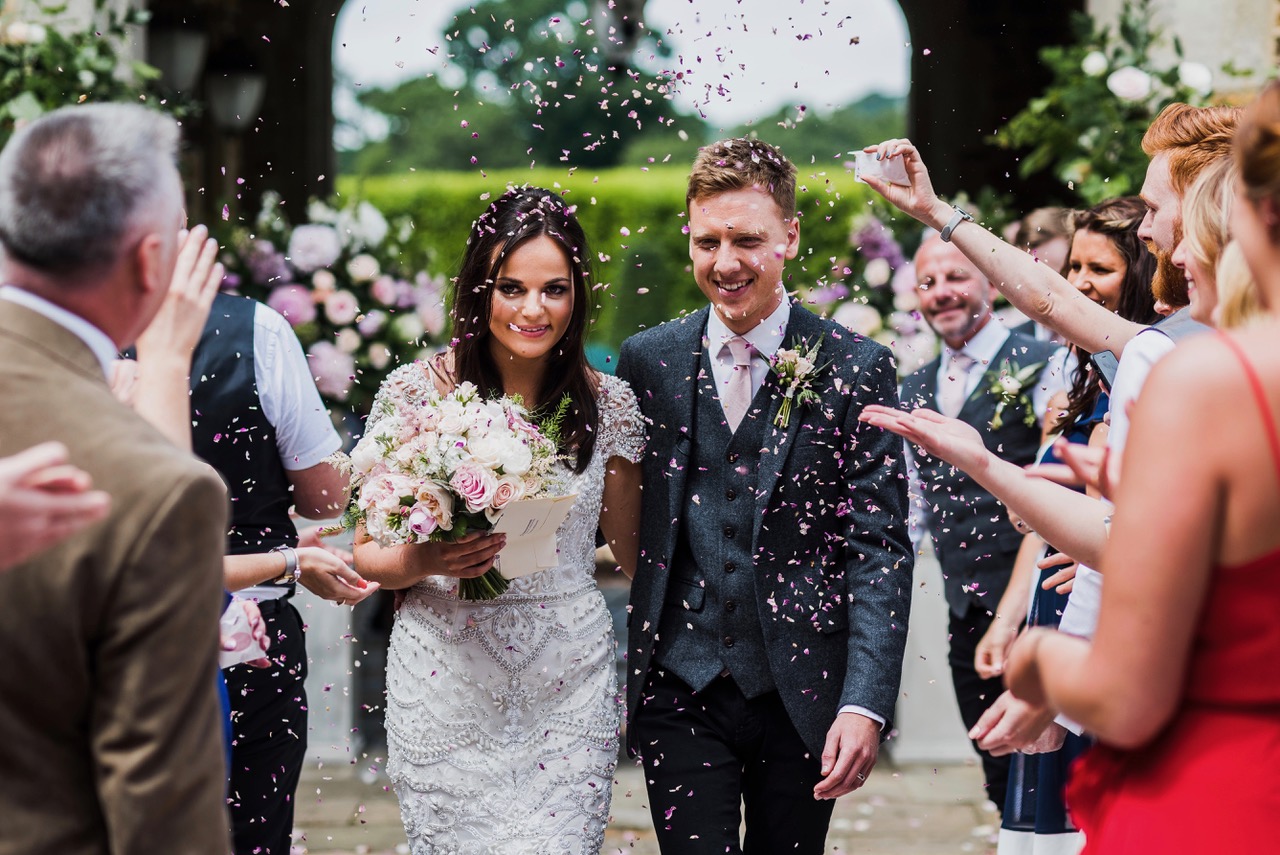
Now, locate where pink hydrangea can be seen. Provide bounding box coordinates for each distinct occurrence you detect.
[307,341,356,400]
[267,284,317,326]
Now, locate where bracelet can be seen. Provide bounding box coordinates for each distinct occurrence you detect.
[939,204,975,242]
[271,545,300,585]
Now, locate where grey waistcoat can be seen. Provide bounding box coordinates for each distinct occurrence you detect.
[653,348,775,697]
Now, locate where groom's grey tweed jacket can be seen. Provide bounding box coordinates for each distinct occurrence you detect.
[618,301,914,758]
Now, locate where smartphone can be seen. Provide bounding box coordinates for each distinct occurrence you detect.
[852,150,910,187]
[1089,349,1119,393]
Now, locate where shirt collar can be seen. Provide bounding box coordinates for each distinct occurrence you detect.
[944,316,1008,369]
[706,295,791,359]
[0,286,118,378]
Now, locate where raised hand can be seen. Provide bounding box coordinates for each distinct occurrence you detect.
[1027,439,1121,500]
[0,442,111,571]
[135,225,223,363]
[859,404,993,475]
[859,139,951,228]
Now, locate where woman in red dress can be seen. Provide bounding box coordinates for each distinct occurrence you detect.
[1005,82,1280,852]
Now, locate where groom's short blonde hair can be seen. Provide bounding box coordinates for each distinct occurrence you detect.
[687,137,797,220]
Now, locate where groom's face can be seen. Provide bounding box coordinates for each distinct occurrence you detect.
[689,186,799,335]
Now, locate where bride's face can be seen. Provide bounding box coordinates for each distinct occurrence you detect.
[487,235,575,366]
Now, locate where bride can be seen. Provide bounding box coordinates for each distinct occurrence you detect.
[352,187,644,854]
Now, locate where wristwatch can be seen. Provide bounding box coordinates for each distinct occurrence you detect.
[940,205,975,242]
[271,545,301,585]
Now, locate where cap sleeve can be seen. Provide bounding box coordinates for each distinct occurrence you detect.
[596,373,646,464]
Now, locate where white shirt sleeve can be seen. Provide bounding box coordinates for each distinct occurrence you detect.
[254,303,343,470]
[1105,329,1176,457]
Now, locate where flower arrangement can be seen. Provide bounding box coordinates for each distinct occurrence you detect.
[985,359,1046,430]
[769,335,828,429]
[220,193,449,413]
[334,382,571,600]
[0,0,180,147]
[995,0,1223,204]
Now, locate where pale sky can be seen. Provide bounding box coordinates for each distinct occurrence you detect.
[333,0,910,140]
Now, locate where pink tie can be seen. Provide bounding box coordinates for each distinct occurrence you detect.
[938,351,976,418]
[721,336,754,431]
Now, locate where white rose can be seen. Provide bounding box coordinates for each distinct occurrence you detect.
[1106,67,1152,102]
[1177,61,1213,96]
[349,437,383,475]
[312,268,337,294]
[287,224,343,274]
[1081,51,1108,77]
[335,327,362,353]
[347,253,380,282]
[495,435,533,476]
[466,434,506,470]
[436,399,468,436]
[863,257,892,288]
[832,302,884,337]
[368,343,392,370]
[999,375,1022,395]
[78,70,97,88]
[794,356,815,376]
[414,479,454,531]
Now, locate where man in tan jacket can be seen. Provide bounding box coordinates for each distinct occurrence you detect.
[0,104,232,854]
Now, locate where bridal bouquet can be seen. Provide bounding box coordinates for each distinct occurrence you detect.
[336,382,569,599]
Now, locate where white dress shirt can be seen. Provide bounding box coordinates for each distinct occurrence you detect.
[706,297,884,729]
[0,286,118,378]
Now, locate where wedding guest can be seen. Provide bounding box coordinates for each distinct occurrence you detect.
[0,441,110,571]
[620,138,913,853]
[1172,156,1238,325]
[1003,81,1280,851]
[971,197,1157,855]
[186,292,372,855]
[898,232,1063,810]
[353,187,644,853]
[0,104,231,854]
[1214,241,1264,329]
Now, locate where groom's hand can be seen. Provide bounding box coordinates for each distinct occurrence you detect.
[814,712,879,799]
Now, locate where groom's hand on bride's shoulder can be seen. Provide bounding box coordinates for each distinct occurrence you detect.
[813,712,880,800]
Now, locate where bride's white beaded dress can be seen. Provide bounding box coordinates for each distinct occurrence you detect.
[374,363,644,855]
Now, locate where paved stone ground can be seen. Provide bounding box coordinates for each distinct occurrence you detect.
[291,755,996,855]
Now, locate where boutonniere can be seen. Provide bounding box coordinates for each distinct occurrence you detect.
[768,334,829,429]
[985,358,1045,430]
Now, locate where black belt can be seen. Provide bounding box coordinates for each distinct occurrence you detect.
[254,596,292,616]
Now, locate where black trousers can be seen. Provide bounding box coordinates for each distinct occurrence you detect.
[948,607,1012,811]
[224,599,308,855]
[632,668,835,855]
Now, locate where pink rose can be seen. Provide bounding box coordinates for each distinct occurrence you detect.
[371,275,398,307]
[407,504,439,538]
[307,341,356,400]
[450,462,497,513]
[325,290,360,325]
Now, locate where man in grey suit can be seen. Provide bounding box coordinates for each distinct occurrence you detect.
[617,138,914,854]
[0,105,231,855]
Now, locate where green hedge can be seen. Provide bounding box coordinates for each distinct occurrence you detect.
[336,165,883,356]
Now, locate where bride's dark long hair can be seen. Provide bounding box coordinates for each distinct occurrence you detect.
[449,186,599,473]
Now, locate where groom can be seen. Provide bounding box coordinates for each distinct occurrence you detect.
[618,138,914,853]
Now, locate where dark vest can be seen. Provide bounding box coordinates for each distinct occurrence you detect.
[190,294,298,569]
[653,346,774,697]
[901,332,1057,618]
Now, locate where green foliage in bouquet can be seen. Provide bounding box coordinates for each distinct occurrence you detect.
[995,0,1220,205]
[0,0,184,147]
[217,193,450,414]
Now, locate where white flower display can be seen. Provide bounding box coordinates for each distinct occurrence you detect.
[1081,51,1109,77]
[832,302,884,337]
[1177,61,1214,96]
[287,224,343,274]
[347,253,381,283]
[1106,66,1153,102]
[864,257,892,288]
